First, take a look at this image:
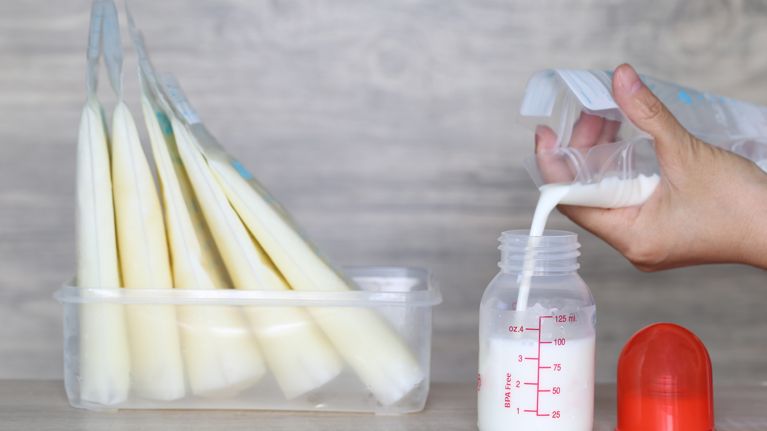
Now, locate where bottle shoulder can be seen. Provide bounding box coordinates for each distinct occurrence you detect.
[481,271,594,310]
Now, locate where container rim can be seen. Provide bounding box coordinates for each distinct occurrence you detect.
[54,266,442,307]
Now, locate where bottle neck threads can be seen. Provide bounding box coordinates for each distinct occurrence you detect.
[498,230,581,275]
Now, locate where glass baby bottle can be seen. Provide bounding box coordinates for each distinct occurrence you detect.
[478,230,596,431]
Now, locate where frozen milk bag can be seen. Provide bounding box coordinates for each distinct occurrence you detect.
[104,3,186,400]
[75,0,130,405]
[112,101,187,401]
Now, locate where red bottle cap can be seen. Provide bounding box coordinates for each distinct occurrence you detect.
[616,323,713,431]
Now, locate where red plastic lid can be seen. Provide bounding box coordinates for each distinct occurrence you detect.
[616,323,713,431]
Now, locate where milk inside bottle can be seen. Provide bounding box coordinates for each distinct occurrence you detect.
[478,229,596,431]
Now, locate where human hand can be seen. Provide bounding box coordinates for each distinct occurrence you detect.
[534,64,767,271]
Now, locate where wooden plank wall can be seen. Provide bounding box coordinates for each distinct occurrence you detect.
[0,0,765,384]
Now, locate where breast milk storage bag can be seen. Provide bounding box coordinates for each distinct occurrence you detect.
[521,69,767,204]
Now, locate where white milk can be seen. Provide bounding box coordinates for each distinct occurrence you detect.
[478,335,595,431]
[516,174,660,311]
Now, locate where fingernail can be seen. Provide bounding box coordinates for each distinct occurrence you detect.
[535,125,544,145]
[616,65,643,94]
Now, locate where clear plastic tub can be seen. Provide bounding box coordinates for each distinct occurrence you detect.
[54,266,441,414]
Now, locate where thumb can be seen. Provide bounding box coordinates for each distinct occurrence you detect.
[612,63,697,164]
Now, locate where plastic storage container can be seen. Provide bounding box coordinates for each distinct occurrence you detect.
[478,230,596,431]
[54,266,441,413]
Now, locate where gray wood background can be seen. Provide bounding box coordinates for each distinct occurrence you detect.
[1,0,766,385]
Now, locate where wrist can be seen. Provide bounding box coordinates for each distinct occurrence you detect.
[735,168,767,269]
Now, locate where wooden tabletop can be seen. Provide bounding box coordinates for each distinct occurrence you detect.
[1,380,766,430]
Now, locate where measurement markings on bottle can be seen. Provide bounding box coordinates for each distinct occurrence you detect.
[517,314,574,419]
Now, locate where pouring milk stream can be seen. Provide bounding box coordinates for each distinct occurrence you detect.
[516,174,660,311]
